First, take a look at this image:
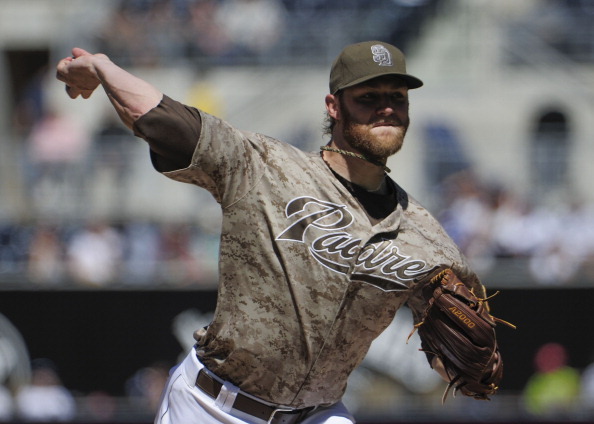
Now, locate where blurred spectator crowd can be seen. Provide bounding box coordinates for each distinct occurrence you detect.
[0,358,170,422]
[96,0,441,67]
[437,171,594,286]
[93,0,594,68]
[2,109,220,289]
[0,219,219,288]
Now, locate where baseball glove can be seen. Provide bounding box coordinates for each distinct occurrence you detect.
[408,266,515,402]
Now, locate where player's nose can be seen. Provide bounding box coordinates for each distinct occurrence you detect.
[376,103,395,116]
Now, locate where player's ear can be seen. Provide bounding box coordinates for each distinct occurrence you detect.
[325,94,340,120]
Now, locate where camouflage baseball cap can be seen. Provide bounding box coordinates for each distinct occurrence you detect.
[329,41,423,94]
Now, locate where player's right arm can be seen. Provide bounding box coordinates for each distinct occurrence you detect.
[56,47,162,128]
[56,47,199,170]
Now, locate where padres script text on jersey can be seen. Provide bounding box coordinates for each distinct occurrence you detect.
[276,196,427,291]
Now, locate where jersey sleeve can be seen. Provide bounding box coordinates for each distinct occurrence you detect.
[133,95,266,206]
[133,95,202,172]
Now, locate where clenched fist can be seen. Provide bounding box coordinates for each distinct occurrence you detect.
[56,47,107,99]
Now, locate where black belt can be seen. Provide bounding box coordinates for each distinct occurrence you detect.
[196,369,312,424]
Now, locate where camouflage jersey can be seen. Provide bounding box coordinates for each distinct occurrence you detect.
[133,96,485,409]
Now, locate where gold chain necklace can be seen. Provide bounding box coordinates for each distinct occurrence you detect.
[320,146,391,173]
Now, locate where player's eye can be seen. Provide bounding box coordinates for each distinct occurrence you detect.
[356,93,378,103]
[391,94,408,103]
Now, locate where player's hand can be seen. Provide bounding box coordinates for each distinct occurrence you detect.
[431,357,450,382]
[56,47,105,99]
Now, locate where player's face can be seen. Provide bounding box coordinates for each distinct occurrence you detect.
[335,77,409,159]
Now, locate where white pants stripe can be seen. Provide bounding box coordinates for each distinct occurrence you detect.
[154,348,355,424]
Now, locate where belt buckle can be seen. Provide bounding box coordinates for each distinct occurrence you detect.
[267,407,294,424]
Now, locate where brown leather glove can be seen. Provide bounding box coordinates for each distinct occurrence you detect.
[410,266,514,402]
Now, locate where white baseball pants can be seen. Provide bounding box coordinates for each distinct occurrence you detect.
[154,348,355,424]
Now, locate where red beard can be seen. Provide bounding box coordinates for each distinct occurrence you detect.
[340,102,409,161]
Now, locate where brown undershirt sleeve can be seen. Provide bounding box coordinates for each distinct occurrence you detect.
[132,95,202,172]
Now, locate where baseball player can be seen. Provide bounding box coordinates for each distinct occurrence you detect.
[56,41,499,424]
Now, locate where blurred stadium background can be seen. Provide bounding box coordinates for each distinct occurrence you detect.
[1,0,594,422]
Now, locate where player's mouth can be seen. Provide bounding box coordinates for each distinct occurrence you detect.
[372,121,400,127]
